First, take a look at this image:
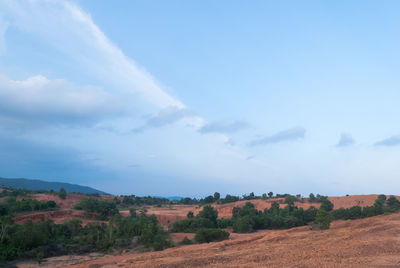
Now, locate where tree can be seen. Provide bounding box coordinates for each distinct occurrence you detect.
[386,196,400,211]
[58,188,67,200]
[194,228,229,243]
[187,211,194,219]
[320,197,334,212]
[268,192,273,198]
[203,195,214,204]
[129,208,137,218]
[213,192,220,201]
[284,195,297,206]
[198,205,218,224]
[233,216,253,233]
[262,193,267,199]
[315,209,330,230]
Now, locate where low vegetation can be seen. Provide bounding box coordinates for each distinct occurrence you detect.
[1,187,400,265]
[0,214,172,263]
[0,197,58,216]
[74,197,119,220]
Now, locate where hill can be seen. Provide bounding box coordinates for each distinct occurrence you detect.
[68,212,400,268]
[0,177,107,194]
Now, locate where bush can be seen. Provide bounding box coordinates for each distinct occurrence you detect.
[197,205,218,223]
[179,236,193,245]
[194,228,229,243]
[74,197,119,220]
[58,188,67,200]
[217,218,233,228]
[315,209,330,230]
[233,216,253,233]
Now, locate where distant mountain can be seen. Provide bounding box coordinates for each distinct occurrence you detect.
[0,177,107,194]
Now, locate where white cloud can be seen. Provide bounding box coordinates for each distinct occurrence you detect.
[0,74,120,124]
[0,0,183,109]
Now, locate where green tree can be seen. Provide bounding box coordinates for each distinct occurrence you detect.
[213,192,220,201]
[284,195,297,206]
[58,188,67,200]
[197,205,218,224]
[315,209,330,230]
[194,228,229,243]
[187,211,194,219]
[233,216,253,233]
[320,197,334,212]
[268,192,274,198]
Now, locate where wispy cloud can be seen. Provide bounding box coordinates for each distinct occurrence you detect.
[336,133,355,147]
[0,0,183,109]
[199,119,248,134]
[131,106,195,133]
[250,127,306,146]
[375,135,400,147]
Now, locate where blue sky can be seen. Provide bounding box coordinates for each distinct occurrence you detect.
[1,0,400,196]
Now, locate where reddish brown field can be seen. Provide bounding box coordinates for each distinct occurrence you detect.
[58,212,400,268]
[15,194,399,226]
[11,195,400,267]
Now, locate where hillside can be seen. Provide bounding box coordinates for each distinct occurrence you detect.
[66,212,400,268]
[0,177,107,194]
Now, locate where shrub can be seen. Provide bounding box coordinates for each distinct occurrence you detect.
[197,205,218,224]
[194,228,229,243]
[315,209,330,230]
[58,188,67,200]
[187,211,194,219]
[233,216,253,233]
[179,236,193,245]
[74,197,119,220]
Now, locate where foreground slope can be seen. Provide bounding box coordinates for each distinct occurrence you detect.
[70,212,400,268]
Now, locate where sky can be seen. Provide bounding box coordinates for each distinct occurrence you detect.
[1,0,400,197]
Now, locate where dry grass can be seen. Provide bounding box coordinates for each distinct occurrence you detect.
[62,212,400,268]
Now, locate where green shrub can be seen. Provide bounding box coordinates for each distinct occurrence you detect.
[233,216,253,233]
[194,228,229,243]
[179,236,193,245]
[315,209,330,230]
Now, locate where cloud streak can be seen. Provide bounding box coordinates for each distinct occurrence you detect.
[250,127,306,146]
[375,135,400,147]
[199,119,248,134]
[131,106,196,133]
[336,133,355,147]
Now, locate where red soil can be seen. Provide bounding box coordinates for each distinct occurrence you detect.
[12,209,103,226]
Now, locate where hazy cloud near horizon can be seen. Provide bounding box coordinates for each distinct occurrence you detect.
[249,127,306,146]
[336,133,355,147]
[375,135,400,147]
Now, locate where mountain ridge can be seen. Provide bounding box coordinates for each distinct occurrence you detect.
[0,177,107,194]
